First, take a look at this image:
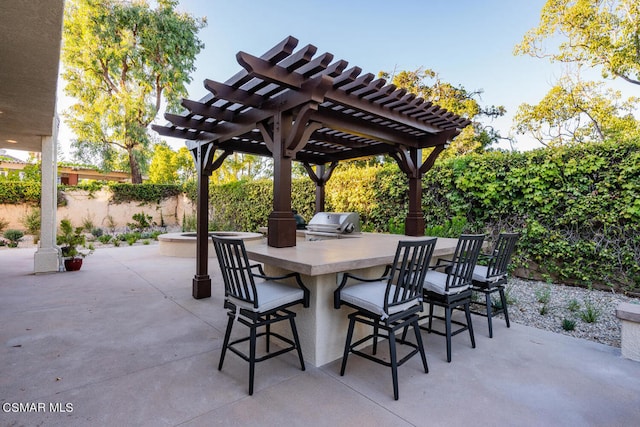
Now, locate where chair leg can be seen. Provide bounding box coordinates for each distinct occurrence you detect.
[265,314,271,353]
[428,303,435,333]
[485,291,494,338]
[500,288,511,328]
[340,316,356,376]
[372,323,379,355]
[249,325,257,396]
[218,315,234,371]
[289,317,305,371]
[445,306,452,363]
[388,329,399,400]
[465,302,476,349]
[413,319,429,374]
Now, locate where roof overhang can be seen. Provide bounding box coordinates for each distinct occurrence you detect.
[0,0,65,153]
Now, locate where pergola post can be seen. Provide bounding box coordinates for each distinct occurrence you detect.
[267,111,297,247]
[34,116,59,273]
[192,143,229,299]
[405,147,424,236]
[303,161,338,214]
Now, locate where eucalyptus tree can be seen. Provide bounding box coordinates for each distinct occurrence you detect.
[515,0,640,86]
[62,0,205,183]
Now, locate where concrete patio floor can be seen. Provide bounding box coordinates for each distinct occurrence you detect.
[1,244,639,426]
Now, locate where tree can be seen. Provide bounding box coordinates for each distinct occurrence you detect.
[515,0,640,86]
[379,68,507,159]
[148,143,195,184]
[62,0,206,183]
[514,74,640,146]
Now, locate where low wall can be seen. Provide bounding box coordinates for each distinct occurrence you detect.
[0,189,195,231]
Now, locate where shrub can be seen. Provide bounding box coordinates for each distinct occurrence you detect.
[0,217,8,233]
[91,227,104,238]
[535,285,551,304]
[562,318,576,331]
[20,208,40,239]
[580,300,601,323]
[3,229,24,247]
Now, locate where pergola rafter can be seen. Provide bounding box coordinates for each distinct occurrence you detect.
[153,35,471,299]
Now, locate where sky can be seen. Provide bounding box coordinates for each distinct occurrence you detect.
[10,0,637,161]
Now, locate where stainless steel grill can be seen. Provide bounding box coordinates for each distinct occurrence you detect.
[305,212,361,240]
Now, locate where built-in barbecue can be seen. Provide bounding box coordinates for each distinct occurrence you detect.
[305,212,361,241]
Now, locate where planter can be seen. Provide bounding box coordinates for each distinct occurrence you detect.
[64,258,83,271]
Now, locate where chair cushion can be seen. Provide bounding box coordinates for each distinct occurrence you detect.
[424,270,470,295]
[228,280,304,313]
[472,265,505,283]
[339,281,421,320]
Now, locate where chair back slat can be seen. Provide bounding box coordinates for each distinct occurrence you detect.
[485,233,519,280]
[212,237,259,308]
[385,238,437,313]
[446,234,485,292]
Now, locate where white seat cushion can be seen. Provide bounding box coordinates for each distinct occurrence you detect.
[472,265,505,283]
[424,270,470,295]
[339,280,421,319]
[228,280,304,313]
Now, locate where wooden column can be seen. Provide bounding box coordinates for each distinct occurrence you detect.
[192,143,229,299]
[303,161,338,214]
[267,111,297,247]
[405,147,424,236]
[390,140,449,237]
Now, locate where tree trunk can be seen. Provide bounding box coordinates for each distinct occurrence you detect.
[128,147,143,184]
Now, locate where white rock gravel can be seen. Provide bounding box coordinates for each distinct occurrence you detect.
[481,277,638,348]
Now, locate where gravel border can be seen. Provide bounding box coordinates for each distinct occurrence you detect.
[475,277,638,348]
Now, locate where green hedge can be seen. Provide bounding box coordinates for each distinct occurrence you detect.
[0,181,41,204]
[205,140,640,293]
[108,183,183,204]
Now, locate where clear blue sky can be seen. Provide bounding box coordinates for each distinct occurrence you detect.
[39,0,633,161]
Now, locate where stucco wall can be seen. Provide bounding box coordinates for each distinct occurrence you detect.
[0,189,194,231]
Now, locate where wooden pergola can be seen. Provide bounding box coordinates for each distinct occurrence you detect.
[153,36,471,299]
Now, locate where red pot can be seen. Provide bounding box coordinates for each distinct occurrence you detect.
[64,258,83,271]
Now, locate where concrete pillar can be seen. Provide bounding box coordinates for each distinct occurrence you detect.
[34,116,60,273]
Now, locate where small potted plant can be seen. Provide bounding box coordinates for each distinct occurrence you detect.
[57,219,91,271]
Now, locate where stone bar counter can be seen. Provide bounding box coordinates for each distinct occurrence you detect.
[244,233,459,367]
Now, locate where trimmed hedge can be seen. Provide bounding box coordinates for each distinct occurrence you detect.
[204,140,640,293]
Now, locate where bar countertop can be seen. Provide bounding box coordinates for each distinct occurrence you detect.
[244,233,459,276]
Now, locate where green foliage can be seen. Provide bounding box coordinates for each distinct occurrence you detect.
[91,227,104,238]
[515,0,640,86]
[3,229,24,247]
[148,143,196,184]
[535,285,552,304]
[109,183,182,204]
[57,219,89,258]
[81,214,95,232]
[378,67,507,156]
[98,234,112,244]
[580,300,601,323]
[561,318,576,331]
[567,299,581,312]
[20,208,40,236]
[182,213,196,232]
[128,212,154,231]
[62,0,206,183]
[0,182,41,204]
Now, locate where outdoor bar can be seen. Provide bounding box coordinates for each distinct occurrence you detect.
[245,233,459,366]
[153,36,472,365]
